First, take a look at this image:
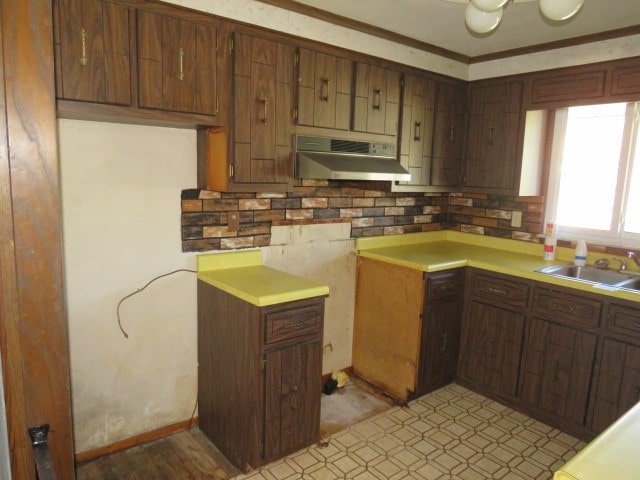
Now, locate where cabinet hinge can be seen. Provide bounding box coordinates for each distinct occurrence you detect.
[293,107,298,120]
[260,356,266,371]
[229,164,234,178]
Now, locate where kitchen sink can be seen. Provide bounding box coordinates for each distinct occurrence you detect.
[537,264,640,291]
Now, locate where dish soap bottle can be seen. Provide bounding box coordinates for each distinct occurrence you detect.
[543,222,557,261]
[574,240,588,267]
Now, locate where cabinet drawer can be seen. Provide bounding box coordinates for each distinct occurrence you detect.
[472,273,529,307]
[606,303,640,338]
[426,269,463,301]
[532,287,601,328]
[264,300,323,344]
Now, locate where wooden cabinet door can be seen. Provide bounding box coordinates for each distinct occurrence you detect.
[397,73,436,187]
[297,48,351,130]
[353,62,400,136]
[464,81,523,193]
[460,300,525,397]
[520,317,596,426]
[55,0,131,105]
[590,338,640,433]
[432,82,466,186]
[264,339,322,461]
[137,10,218,115]
[233,33,292,187]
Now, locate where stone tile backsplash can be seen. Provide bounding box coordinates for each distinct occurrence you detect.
[181,180,547,252]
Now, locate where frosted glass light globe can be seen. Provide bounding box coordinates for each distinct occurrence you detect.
[539,0,585,21]
[465,4,503,34]
[471,0,509,12]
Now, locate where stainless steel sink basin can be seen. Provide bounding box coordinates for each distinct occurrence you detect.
[537,264,640,291]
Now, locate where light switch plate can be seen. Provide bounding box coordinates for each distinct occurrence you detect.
[511,211,522,228]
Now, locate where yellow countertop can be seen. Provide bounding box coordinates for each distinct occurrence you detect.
[197,250,329,307]
[554,400,640,480]
[356,231,640,303]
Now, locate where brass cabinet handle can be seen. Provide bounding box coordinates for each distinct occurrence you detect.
[441,333,447,352]
[291,385,299,392]
[414,121,421,141]
[373,88,382,110]
[215,97,219,115]
[320,77,330,101]
[488,286,506,296]
[177,48,185,81]
[448,125,454,145]
[261,97,269,125]
[79,28,88,66]
[488,125,494,145]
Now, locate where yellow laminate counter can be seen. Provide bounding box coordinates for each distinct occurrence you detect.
[356,230,640,303]
[197,250,329,307]
[554,400,640,480]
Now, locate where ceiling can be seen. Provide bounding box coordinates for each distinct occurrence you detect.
[282,0,640,60]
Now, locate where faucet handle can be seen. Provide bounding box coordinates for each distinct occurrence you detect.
[613,257,628,271]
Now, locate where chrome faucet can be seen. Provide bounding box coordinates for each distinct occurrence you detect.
[628,251,640,268]
[612,257,627,271]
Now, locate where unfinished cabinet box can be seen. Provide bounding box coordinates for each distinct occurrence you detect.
[296,48,352,130]
[198,281,324,471]
[54,0,131,105]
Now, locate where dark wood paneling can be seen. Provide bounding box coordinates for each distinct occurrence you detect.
[471,271,530,308]
[197,281,263,471]
[431,81,466,187]
[1,0,75,478]
[532,287,602,328]
[264,300,323,344]
[353,62,399,137]
[529,70,607,107]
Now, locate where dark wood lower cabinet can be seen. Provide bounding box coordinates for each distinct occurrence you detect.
[589,338,640,433]
[520,318,597,426]
[198,281,324,472]
[417,270,463,395]
[460,300,525,397]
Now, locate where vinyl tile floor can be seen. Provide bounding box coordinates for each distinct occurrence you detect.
[234,383,586,480]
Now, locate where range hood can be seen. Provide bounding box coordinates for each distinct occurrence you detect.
[296,135,411,182]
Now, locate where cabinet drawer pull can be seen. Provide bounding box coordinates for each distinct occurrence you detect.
[261,97,269,125]
[177,48,185,81]
[373,88,382,110]
[634,321,640,328]
[488,286,506,296]
[79,28,88,66]
[488,340,495,358]
[448,125,454,145]
[284,319,315,329]
[320,77,330,101]
[553,362,560,381]
[291,385,299,392]
[488,125,494,146]
[441,333,447,353]
[414,121,421,141]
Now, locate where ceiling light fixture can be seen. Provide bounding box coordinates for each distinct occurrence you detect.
[464,0,585,34]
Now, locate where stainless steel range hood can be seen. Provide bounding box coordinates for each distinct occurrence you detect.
[296,135,411,182]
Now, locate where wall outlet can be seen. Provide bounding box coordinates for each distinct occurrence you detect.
[511,211,522,228]
[227,212,239,232]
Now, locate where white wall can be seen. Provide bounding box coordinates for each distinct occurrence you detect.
[59,119,198,453]
[262,224,356,374]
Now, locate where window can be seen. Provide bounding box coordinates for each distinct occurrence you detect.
[546,102,640,247]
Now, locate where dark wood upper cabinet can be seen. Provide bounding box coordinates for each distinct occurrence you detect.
[464,81,524,194]
[54,0,131,105]
[296,48,352,130]
[137,10,219,116]
[396,73,436,188]
[353,62,400,136]
[231,32,293,189]
[431,81,466,187]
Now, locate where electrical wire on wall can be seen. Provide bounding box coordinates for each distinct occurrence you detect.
[116,269,196,338]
